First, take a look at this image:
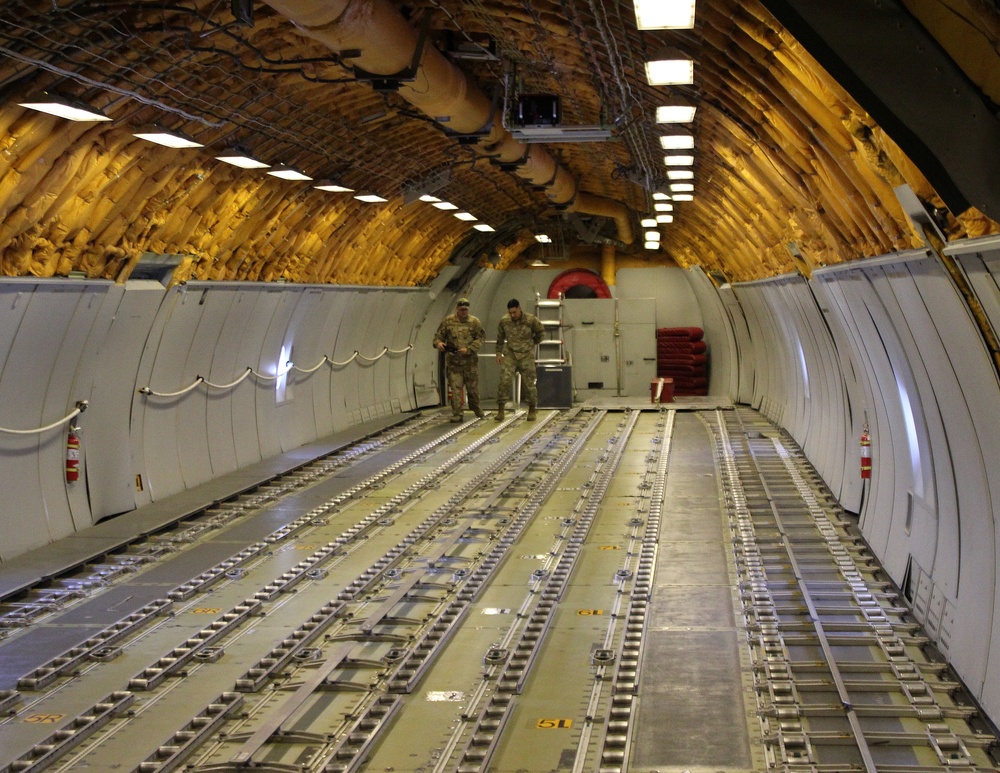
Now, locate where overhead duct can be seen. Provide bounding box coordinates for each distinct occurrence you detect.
[260,0,633,245]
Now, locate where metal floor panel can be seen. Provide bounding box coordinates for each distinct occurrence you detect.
[0,407,998,773]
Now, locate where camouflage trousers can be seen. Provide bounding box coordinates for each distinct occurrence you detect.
[497,352,537,407]
[446,360,481,416]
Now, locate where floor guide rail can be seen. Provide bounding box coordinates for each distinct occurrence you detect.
[1,406,999,773]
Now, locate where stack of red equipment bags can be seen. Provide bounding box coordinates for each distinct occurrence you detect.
[656,327,708,396]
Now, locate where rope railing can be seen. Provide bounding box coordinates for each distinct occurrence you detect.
[202,368,254,390]
[139,344,413,397]
[0,400,88,435]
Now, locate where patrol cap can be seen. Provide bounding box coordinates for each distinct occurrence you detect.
[456,298,471,307]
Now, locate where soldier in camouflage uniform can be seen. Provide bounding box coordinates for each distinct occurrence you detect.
[433,298,486,422]
[495,298,545,421]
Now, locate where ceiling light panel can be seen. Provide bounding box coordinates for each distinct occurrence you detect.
[314,183,353,192]
[18,95,110,122]
[655,105,696,123]
[267,167,312,181]
[354,193,388,203]
[634,0,696,30]
[432,201,458,210]
[454,212,478,221]
[673,194,694,201]
[664,155,695,166]
[668,169,694,180]
[133,130,202,148]
[645,59,694,86]
[216,154,269,169]
[661,134,695,150]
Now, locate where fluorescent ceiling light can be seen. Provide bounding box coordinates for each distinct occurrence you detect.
[644,241,660,250]
[645,230,661,241]
[133,128,202,148]
[654,203,673,212]
[670,183,694,192]
[668,169,694,180]
[432,201,458,210]
[673,193,694,201]
[420,195,441,202]
[652,192,671,201]
[655,105,696,123]
[18,94,110,122]
[665,155,694,166]
[473,224,495,232]
[634,0,696,30]
[535,234,552,243]
[531,259,549,267]
[657,214,674,223]
[661,134,695,150]
[354,193,388,203]
[268,166,312,181]
[645,59,693,86]
[216,153,269,169]
[314,183,353,192]
[640,218,658,228]
[454,212,478,221]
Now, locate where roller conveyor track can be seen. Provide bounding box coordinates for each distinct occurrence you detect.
[1,406,998,773]
[710,407,1000,773]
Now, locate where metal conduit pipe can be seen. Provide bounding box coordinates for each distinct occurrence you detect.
[601,241,616,286]
[261,0,634,244]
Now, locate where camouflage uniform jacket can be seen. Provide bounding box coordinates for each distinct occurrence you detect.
[433,313,486,364]
[496,312,545,357]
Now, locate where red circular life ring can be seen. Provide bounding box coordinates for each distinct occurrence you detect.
[547,269,612,299]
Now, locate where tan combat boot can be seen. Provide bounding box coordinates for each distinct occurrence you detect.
[526,405,537,421]
[494,405,505,421]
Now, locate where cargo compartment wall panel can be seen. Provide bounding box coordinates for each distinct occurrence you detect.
[906,260,999,689]
[616,267,702,329]
[316,294,350,433]
[687,267,736,399]
[332,293,370,425]
[84,282,163,522]
[136,288,206,501]
[178,288,240,489]
[246,290,292,462]
[718,285,755,404]
[204,285,257,475]
[384,292,422,413]
[812,277,866,510]
[868,263,956,595]
[278,288,332,451]
[951,238,1000,715]
[0,283,103,559]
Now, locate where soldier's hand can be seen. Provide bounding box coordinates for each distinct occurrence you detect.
[435,342,445,351]
[457,347,468,355]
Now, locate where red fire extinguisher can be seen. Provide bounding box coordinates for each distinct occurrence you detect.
[66,426,81,483]
[860,427,872,479]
